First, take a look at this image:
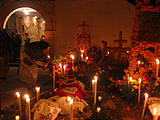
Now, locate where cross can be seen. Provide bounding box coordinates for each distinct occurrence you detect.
[114,31,127,61]
[79,21,88,34]
[114,31,127,49]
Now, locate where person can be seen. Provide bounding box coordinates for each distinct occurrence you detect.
[18,40,51,89]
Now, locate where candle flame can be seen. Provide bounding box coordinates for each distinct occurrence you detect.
[86,56,88,60]
[47,55,50,59]
[138,61,141,64]
[129,77,132,81]
[59,63,62,68]
[153,108,157,116]
[16,92,20,97]
[15,115,20,120]
[26,97,30,102]
[63,65,66,70]
[156,59,159,64]
[108,51,110,54]
[81,54,83,58]
[70,55,75,60]
[94,76,98,81]
[97,107,101,112]
[24,94,29,99]
[139,78,141,84]
[98,96,102,101]
[35,86,40,92]
[92,79,95,85]
[145,93,148,99]
[81,50,84,53]
[67,96,73,104]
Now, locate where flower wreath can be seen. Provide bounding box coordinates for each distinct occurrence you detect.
[87,46,103,63]
[128,42,160,82]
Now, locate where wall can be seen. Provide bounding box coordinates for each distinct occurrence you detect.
[55,0,135,56]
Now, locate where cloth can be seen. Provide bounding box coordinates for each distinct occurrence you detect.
[32,99,61,120]
[54,82,85,99]
[18,52,38,84]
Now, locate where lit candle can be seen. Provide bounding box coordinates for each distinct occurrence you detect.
[47,55,50,59]
[53,65,55,90]
[35,86,40,102]
[138,61,141,65]
[16,92,22,119]
[15,115,20,120]
[63,65,66,75]
[92,79,95,94]
[97,107,101,112]
[156,59,159,80]
[24,94,31,120]
[94,76,98,105]
[59,63,63,76]
[98,96,102,102]
[26,96,31,120]
[138,78,141,104]
[81,54,83,60]
[68,97,73,120]
[141,93,148,120]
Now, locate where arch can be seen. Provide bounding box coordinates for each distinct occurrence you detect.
[3,7,43,29]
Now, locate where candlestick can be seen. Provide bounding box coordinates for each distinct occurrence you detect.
[52,65,55,90]
[141,93,148,120]
[68,97,73,120]
[15,115,20,120]
[94,78,97,105]
[35,87,40,102]
[138,78,141,104]
[156,59,159,80]
[16,92,22,119]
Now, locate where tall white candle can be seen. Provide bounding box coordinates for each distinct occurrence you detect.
[92,79,95,94]
[35,87,40,102]
[16,92,22,119]
[26,97,31,120]
[156,59,159,80]
[138,78,141,104]
[68,97,73,120]
[52,65,55,90]
[94,77,98,105]
[141,93,148,120]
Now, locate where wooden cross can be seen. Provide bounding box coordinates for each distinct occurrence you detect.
[114,31,127,61]
[79,21,88,34]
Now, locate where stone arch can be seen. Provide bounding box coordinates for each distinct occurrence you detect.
[0,1,56,56]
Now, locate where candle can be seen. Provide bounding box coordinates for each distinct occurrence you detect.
[68,97,73,120]
[97,107,101,112]
[16,92,22,119]
[47,55,50,59]
[153,108,158,120]
[156,59,159,80]
[63,65,66,75]
[141,93,148,120]
[92,79,95,94]
[35,86,40,102]
[138,78,141,104]
[26,96,31,120]
[138,61,141,65]
[81,54,83,60]
[52,65,55,90]
[15,115,20,120]
[94,77,98,105]
[59,63,63,76]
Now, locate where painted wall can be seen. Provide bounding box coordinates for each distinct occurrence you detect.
[55,0,135,56]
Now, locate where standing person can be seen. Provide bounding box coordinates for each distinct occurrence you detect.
[0,30,9,82]
[18,40,51,89]
[15,34,22,59]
